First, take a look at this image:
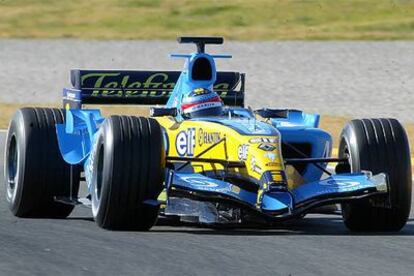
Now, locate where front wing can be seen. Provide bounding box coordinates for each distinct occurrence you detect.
[166,172,388,220]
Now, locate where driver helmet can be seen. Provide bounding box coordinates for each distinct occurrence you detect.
[181,88,223,119]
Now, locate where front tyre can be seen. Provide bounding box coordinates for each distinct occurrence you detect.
[339,118,411,232]
[90,116,165,230]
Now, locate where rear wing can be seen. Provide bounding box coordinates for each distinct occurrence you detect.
[63,69,245,109]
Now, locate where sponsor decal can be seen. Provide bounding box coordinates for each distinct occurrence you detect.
[81,72,230,98]
[264,152,277,162]
[320,178,360,188]
[237,144,249,161]
[258,143,276,151]
[264,152,279,166]
[65,91,78,99]
[175,128,196,156]
[198,129,221,146]
[193,88,208,95]
[230,185,241,194]
[249,137,278,144]
[185,101,222,113]
[85,128,103,188]
[181,176,220,188]
[250,156,262,174]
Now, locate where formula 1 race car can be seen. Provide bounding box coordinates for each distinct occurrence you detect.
[4,37,412,232]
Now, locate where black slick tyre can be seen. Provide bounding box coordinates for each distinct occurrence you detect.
[4,107,80,218]
[338,118,411,232]
[90,116,165,230]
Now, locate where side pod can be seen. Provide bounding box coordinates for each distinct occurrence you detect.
[56,109,104,165]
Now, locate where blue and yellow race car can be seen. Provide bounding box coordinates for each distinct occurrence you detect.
[4,37,412,231]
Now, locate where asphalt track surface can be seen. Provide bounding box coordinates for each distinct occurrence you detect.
[1,131,414,276]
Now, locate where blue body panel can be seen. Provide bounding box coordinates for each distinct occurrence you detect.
[291,173,379,203]
[260,109,331,182]
[171,172,385,215]
[56,109,104,165]
[172,173,258,205]
[166,53,217,111]
[166,53,231,120]
[269,109,320,129]
[194,117,280,136]
[278,127,332,182]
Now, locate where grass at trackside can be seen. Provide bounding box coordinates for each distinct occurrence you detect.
[1,103,413,159]
[0,0,414,40]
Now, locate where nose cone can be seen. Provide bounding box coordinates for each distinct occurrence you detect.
[247,136,284,180]
[261,191,293,214]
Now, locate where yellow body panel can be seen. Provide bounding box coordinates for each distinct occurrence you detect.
[156,117,285,184]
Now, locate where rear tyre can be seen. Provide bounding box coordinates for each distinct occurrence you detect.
[338,119,411,231]
[90,116,165,230]
[4,108,80,218]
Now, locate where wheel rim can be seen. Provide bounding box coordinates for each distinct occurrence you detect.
[6,135,19,201]
[95,145,104,201]
[92,144,104,216]
[339,139,352,173]
[339,139,354,218]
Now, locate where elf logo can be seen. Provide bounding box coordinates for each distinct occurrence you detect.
[176,128,196,156]
[237,144,249,161]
